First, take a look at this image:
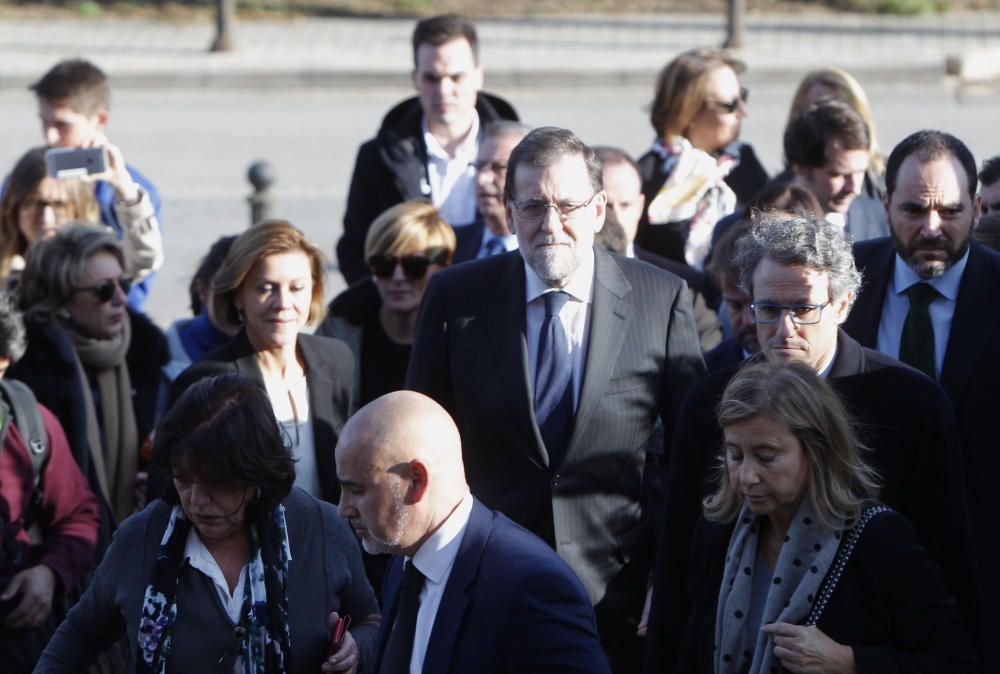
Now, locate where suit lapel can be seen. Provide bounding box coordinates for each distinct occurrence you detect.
[297,335,341,502]
[564,250,632,463]
[372,556,405,674]
[485,255,551,467]
[940,243,1000,404]
[422,500,491,674]
[846,239,895,348]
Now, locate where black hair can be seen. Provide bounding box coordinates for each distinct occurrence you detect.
[885,130,977,202]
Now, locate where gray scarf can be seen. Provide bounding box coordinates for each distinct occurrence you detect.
[66,314,138,524]
[714,498,843,674]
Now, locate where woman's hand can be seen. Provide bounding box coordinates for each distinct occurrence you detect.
[762,622,856,674]
[321,611,359,673]
[1,564,57,628]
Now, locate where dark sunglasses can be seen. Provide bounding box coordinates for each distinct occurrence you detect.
[74,276,132,303]
[707,86,749,114]
[368,249,447,281]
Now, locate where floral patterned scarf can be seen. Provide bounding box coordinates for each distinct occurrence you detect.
[136,504,293,674]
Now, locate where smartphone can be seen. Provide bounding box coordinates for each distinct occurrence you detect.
[45,147,108,179]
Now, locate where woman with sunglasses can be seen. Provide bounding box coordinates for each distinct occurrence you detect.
[637,48,768,269]
[36,373,379,674]
[317,200,456,409]
[0,146,163,296]
[172,220,353,508]
[10,224,169,539]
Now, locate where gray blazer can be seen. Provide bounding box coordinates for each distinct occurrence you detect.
[35,488,380,673]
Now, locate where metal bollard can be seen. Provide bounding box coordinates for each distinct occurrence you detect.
[210,0,237,52]
[247,161,275,226]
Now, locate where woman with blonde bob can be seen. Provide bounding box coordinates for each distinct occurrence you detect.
[675,360,978,674]
[318,199,455,408]
[172,220,354,506]
[637,48,768,269]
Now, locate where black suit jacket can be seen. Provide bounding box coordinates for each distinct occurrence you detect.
[844,237,1000,655]
[451,219,485,265]
[170,330,354,504]
[642,331,982,673]
[406,249,705,622]
[374,499,610,674]
[674,509,979,674]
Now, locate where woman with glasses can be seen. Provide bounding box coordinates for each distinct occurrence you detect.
[0,146,163,292]
[675,359,978,673]
[172,220,353,508]
[10,224,169,538]
[317,200,455,409]
[36,373,379,674]
[637,48,768,269]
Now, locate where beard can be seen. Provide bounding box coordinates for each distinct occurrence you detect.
[522,236,580,287]
[355,479,410,555]
[892,227,971,279]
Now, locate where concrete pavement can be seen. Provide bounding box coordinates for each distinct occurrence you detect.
[2,11,1000,90]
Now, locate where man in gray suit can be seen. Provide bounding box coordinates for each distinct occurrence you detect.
[406,127,705,671]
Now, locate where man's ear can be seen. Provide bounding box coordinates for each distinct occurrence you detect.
[592,190,607,233]
[406,460,429,504]
[411,69,418,91]
[95,106,110,133]
[506,201,517,236]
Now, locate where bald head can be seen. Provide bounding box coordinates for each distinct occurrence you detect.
[336,391,469,557]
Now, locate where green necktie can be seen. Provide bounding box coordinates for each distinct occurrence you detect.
[899,282,939,380]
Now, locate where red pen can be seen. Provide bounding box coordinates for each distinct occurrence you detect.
[327,614,352,657]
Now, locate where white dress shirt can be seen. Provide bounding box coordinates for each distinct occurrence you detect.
[423,116,480,229]
[184,528,247,624]
[406,491,474,674]
[524,248,596,411]
[876,249,968,379]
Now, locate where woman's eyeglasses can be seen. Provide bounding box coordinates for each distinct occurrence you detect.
[368,249,447,281]
[74,276,133,303]
[706,87,749,114]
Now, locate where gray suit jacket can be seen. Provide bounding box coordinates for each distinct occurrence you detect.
[406,249,705,615]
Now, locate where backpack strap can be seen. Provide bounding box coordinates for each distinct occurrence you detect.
[0,379,49,531]
[804,503,892,626]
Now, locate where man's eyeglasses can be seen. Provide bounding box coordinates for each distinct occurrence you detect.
[510,193,597,225]
[368,248,448,281]
[74,276,132,303]
[749,301,830,325]
[472,160,507,175]
[706,86,749,114]
[22,198,71,218]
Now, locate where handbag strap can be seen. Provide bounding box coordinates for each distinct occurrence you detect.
[804,504,892,626]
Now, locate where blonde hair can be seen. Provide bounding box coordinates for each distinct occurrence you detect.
[649,48,745,140]
[212,220,326,326]
[703,360,880,531]
[364,200,456,263]
[788,68,885,176]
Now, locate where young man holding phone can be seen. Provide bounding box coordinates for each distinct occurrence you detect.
[30,59,164,309]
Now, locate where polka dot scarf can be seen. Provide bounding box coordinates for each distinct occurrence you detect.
[714,499,842,674]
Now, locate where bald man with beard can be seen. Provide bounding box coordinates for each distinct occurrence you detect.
[335,391,610,674]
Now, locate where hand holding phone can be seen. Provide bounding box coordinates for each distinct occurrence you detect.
[44,147,109,179]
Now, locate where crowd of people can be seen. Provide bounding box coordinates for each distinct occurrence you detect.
[0,10,996,674]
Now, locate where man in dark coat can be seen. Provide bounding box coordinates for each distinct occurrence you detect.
[842,129,996,663]
[643,214,981,673]
[336,391,610,674]
[407,127,705,672]
[337,14,518,283]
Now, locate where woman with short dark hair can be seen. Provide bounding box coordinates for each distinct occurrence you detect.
[675,360,978,673]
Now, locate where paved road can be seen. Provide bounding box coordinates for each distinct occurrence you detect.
[2,77,999,327]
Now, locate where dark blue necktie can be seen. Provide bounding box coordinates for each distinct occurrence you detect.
[379,561,425,674]
[534,291,574,467]
[482,237,505,257]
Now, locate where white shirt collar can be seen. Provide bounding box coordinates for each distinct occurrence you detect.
[410,491,473,586]
[891,247,969,302]
[422,115,481,162]
[523,246,596,306]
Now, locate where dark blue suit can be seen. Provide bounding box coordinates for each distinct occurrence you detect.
[373,499,610,674]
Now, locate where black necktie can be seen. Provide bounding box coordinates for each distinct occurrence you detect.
[899,282,939,380]
[534,291,574,467]
[380,561,425,674]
